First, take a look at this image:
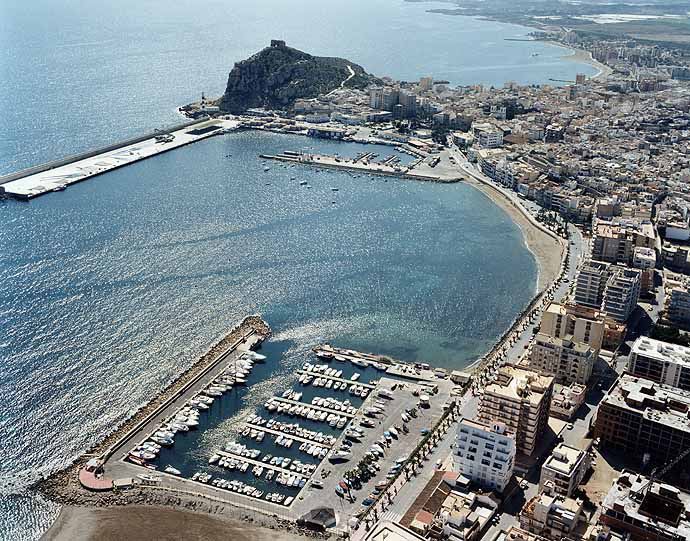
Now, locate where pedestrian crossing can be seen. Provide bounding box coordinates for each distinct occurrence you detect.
[380,509,402,522]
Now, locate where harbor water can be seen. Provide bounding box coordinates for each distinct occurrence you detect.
[0,0,575,537]
[0,131,536,538]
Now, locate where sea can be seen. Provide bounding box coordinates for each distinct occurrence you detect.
[0,1,594,539]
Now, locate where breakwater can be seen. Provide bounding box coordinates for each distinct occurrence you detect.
[37,315,270,505]
[0,118,239,200]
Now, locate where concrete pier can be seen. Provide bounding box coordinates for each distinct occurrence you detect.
[297,369,376,389]
[260,152,463,183]
[271,397,356,418]
[216,451,310,480]
[1,118,239,200]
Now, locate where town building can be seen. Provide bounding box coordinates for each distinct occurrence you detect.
[632,246,656,294]
[472,122,503,148]
[478,365,554,457]
[602,266,641,323]
[599,472,690,541]
[519,492,585,541]
[454,419,516,492]
[529,333,595,385]
[628,337,690,391]
[665,275,690,328]
[363,521,427,541]
[306,126,346,139]
[539,443,591,497]
[437,487,499,541]
[400,472,498,541]
[419,76,433,91]
[549,383,586,420]
[539,302,605,353]
[592,221,655,266]
[575,260,611,309]
[593,375,690,470]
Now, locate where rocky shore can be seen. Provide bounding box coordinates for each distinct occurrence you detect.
[36,315,270,507]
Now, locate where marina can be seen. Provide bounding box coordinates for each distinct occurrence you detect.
[260,150,463,183]
[61,319,457,527]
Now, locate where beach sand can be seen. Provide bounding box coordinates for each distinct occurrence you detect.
[543,40,613,80]
[42,505,309,541]
[465,178,564,292]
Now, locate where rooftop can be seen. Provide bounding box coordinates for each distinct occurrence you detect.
[364,521,427,541]
[632,337,690,368]
[543,443,587,476]
[483,365,554,406]
[602,472,690,540]
[602,374,690,434]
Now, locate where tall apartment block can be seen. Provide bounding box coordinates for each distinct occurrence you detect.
[602,266,641,323]
[539,302,604,353]
[454,418,516,492]
[478,365,554,456]
[574,260,610,309]
[593,374,690,470]
[529,333,595,385]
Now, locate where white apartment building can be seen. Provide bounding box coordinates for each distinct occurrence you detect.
[540,443,591,497]
[628,336,690,391]
[454,419,515,492]
[473,122,503,148]
[529,333,595,385]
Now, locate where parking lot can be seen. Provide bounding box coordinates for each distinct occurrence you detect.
[291,376,455,529]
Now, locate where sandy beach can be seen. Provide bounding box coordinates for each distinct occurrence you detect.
[542,40,613,80]
[464,177,565,292]
[42,505,309,541]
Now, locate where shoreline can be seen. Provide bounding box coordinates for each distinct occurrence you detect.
[541,40,613,81]
[461,171,567,374]
[42,504,308,541]
[464,177,563,292]
[33,135,563,540]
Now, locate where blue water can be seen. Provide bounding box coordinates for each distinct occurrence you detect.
[0,0,595,175]
[0,0,568,537]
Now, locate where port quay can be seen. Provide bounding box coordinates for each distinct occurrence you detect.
[39,312,463,536]
[0,118,240,200]
[0,115,463,200]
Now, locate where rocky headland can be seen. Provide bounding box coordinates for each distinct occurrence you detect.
[218,40,379,113]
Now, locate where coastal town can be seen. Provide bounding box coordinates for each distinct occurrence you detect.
[30,34,690,541]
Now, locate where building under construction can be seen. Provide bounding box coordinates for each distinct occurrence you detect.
[599,471,690,541]
[593,375,690,477]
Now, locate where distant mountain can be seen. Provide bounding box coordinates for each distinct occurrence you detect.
[219,40,379,113]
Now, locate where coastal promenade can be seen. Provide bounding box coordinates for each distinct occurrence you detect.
[0,118,239,200]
